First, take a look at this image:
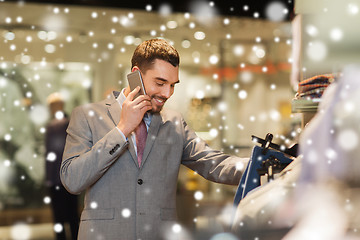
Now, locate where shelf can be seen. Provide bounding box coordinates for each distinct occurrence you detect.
[291,98,320,113]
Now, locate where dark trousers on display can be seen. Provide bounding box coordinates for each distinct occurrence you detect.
[49,185,79,240]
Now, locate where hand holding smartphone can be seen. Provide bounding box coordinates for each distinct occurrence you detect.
[118,70,151,137]
[127,70,146,99]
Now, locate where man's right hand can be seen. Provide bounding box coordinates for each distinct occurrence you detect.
[117,86,152,137]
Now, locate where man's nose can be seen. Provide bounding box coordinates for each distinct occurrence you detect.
[160,86,172,99]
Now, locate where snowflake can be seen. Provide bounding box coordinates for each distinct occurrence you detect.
[121,208,131,218]
[43,196,51,204]
[194,191,204,201]
[54,223,63,233]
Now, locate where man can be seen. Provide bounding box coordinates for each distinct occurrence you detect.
[45,92,79,239]
[61,38,248,240]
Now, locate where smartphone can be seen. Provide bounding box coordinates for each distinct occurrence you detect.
[127,70,146,99]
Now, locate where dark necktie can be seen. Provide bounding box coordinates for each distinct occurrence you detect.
[135,120,147,166]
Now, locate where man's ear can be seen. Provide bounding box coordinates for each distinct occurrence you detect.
[131,66,140,72]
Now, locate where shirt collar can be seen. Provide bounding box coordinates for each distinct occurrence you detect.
[116,88,127,107]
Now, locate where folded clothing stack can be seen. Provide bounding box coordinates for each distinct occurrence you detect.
[296,74,337,99]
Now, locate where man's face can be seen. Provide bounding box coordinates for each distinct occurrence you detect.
[140,59,179,113]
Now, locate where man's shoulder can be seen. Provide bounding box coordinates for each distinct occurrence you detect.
[73,91,118,111]
[71,98,109,116]
[160,108,183,121]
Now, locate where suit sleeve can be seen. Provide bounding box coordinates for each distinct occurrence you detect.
[180,116,248,185]
[60,106,129,194]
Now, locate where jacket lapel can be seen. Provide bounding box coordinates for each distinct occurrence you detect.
[106,91,138,166]
[127,138,138,166]
[141,113,162,166]
[106,91,121,126]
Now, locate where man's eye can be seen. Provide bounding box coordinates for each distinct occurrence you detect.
[156,82,164,86]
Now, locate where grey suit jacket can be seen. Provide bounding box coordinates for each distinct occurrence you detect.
[60,91,248,240]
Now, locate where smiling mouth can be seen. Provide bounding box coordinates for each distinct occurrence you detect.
[153,97,166,105]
